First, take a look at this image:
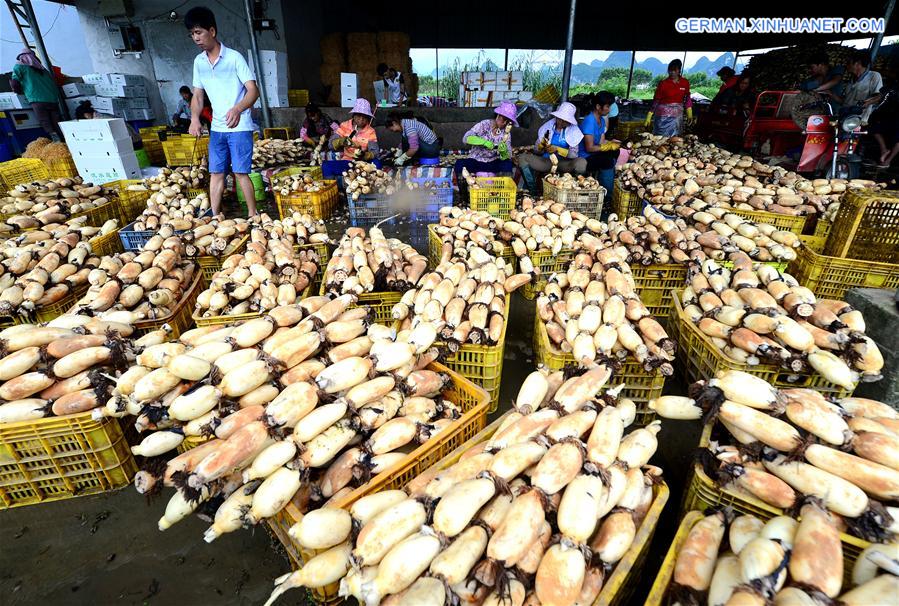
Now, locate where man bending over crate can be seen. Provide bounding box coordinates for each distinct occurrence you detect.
[186,6,259,216]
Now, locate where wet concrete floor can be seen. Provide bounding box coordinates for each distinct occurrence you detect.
[0,201,703,605]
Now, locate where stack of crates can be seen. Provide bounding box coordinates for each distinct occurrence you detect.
[790,189,899,299]
[139,126,168,165]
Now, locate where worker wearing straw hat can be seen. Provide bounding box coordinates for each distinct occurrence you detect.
[322,98,382,177]
[454,100,519,179]
[517,101,586,193]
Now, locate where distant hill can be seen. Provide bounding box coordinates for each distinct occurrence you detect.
[428,51,737,85]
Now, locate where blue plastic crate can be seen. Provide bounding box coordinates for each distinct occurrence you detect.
[348,193,392,226]
[118,210,212,251]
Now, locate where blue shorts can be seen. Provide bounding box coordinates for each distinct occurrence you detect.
[209,130,253,174]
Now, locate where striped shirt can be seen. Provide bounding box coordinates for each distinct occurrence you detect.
[402,118,437,148]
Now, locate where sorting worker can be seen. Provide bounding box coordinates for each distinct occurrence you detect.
[716,66,739,94]
[172,85,193,131]
[325,98,380,175]
[10,48,63,141]
[377,63,407,105]
[300,103,332,146]
[186,6,260,217]
[385,111,441,166]
[645,59,693,136]
[831,52,883,124]
[518,101,585,192]
[579,91,620,206]
[455,100,519,180]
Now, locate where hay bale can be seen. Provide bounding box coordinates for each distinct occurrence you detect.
[320,33,346,66]
[377,31,410,54]
[348,57,378,74]
[346,33,377,63]
[320,62,344,104]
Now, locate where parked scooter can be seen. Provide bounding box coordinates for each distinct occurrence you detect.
[797,99,865,178]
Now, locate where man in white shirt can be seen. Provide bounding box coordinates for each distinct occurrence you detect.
[185,6,260,216]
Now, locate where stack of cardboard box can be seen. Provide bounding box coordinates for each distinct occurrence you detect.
[60,118,141,183]
[459,71,533,107]
[71,73,155,121]
[248,50,289,108]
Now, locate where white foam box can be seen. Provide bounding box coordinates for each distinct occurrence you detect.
[0,93,28,110]
[463,72,483,88]
[74,154,141,184]
[82,73,108,85]
[95,83,148,98]
[508,71,524,89]
[60,117,131,144]
[124,109,155,121]
[64,96,91,114]
[481,72,497,87]
[90,96,129,114]
[341,92,357,108]
[472,92,492,107]
[70,136,133,159]
[108,73,144,86]
[128,97,150,109]
[62,83,96,98]
[518,91,534,101]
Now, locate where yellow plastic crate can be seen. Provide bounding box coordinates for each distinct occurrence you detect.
[71,199,120,228]
[43,156,78,179]
[133,274,203,339]
[612,178,641,218]
[534,318,664,425]
[273,170,336,219]
[427,223,516,270]
[801,216,832,253]
[319,280,403,325]
[263,126,296,140]
[727,206,808,234]
[89,228,123,257]
[33,284,89,323]
[192,283,314,327]
[0,413,136,508]
[104,179,151,223]
[542,178,607,219]
[789,243,899,301]
[824,189,899,263]
[193,234,249,282]
[0,158,49,192]
[266,362,490,602]
[186,188,207,200]
[615,120,648,141]
[162,135,209,167]
[288,89,309,107]
[295,241,330,295]
[176,435,211,454]
[669,290,853,398]
[433,294,509,413]
[468,176,517,219]
[680,423,871,586]
[630,263,688,325]
[521,248,576,300]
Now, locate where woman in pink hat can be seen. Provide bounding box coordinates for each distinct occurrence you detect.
[322,97,383,177]
[454,100,519,184]
[517,101,586,192]
[330,98,380,161]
